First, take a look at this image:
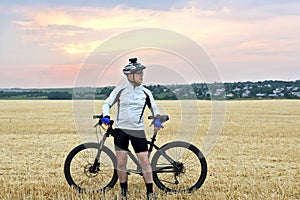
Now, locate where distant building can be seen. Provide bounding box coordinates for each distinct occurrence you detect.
[292,87,298,91]
[292,92,300,97]
[256,93,266,97]
[226,93,234,98]
[232,88,240,92]
[268,94,278,98]
[242,90,251,98]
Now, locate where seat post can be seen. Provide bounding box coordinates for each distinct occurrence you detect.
[148,131,158,153]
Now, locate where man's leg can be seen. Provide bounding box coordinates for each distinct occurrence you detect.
[137,151,154,196]
[130,131,156,199]
[116,150,128,196]
[137,151,152,182]
[114,129,130,197]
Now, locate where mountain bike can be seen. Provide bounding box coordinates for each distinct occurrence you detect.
[64,114,207,193]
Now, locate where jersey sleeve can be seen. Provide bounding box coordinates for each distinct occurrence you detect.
[102,85,125,117]
[144,87,161,116]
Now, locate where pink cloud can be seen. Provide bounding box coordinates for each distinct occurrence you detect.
[0,64,80,88]
[1,3,299,87]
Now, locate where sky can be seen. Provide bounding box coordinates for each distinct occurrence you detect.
[0,0,299,88]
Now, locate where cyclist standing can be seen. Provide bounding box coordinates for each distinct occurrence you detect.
[101,58,163,200]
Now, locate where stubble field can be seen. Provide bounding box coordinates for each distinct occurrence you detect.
[0,100,299,199]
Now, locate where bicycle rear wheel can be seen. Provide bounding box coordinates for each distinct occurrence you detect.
[64,142,118,193]
[151,141,207,193]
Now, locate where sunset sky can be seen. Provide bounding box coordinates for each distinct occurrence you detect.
[0,0,299,88]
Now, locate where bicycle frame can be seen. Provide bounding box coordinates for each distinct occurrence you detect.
[64,115,207,193]
[93,118,180,175]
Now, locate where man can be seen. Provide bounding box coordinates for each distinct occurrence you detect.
[101,58,163,199]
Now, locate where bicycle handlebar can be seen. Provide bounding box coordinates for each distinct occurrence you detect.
[93,114,103,119]
[93,114,169,138]
[93,114,169,122]
[148,115,169,122]
[93,114,114,128]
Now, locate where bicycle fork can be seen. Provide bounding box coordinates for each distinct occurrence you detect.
[90,135,108,173]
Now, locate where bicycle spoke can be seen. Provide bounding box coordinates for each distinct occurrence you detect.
[65,144,117,193]
[152,142,206,193]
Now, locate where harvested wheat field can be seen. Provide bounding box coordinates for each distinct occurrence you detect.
[0,100,299,200]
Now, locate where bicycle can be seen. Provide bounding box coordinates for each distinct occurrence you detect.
[64,114,207,194]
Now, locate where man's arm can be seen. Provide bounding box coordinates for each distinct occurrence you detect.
[144,88,161,117]
[102,85,125,117]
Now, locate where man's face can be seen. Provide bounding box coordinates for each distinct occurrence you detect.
[128,70,143,86]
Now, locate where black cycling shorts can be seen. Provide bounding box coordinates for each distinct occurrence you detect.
[114,128,148,153]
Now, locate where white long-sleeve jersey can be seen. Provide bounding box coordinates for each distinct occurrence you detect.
[102,83,161,130]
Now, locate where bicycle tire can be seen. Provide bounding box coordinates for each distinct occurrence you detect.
[151,141,207,193]
[64,142,118,193]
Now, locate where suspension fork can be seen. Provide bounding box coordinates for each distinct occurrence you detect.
[90,134,108,173]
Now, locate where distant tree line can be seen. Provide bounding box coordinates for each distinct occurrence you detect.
[1,80,299,100]
[47,91,72,100]
[0,90,72,100]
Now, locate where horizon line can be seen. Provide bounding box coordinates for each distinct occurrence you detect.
[1,79,299,90]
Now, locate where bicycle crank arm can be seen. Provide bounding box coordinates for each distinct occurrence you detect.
[159,179,179,185]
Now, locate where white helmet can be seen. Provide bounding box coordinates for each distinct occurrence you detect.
[123,58,146,75]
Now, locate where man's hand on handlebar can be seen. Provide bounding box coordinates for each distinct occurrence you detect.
[154,118,163,132]
[101,115,111,128]
[101,116,110,124]
[149,114,169,132]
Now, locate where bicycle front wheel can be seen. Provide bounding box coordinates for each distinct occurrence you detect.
[64,142,118,193]
[152,141,207,193]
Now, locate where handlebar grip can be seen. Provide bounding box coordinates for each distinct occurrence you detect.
[93,114,103,119]
[148,115,169,122]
